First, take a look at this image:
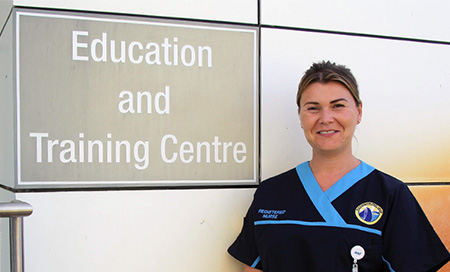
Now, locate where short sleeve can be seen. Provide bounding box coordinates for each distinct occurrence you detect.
[228,201,263,270]
[382,183,450,272]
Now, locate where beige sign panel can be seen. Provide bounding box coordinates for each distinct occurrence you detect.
[15,10,258,188]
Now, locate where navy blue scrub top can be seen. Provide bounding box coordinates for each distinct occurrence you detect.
[228,161,450,272]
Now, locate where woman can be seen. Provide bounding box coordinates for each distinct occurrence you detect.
[228,61,450,272]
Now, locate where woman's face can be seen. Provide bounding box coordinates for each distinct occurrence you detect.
[299,81,362,157]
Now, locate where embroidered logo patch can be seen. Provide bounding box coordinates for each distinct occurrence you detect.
[355,202,383,225]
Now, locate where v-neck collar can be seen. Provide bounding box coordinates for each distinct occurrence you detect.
[295,161,375,224]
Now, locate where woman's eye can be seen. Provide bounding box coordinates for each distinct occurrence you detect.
[307,107,319,111]
[333,104,345,108]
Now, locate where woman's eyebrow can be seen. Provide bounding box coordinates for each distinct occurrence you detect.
[303,101,319,107]
[302,98,349,107]
[330,98,348,104]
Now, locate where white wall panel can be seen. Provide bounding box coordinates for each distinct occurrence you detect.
[13,0,257,24]
[17,189,255,272]
[0,6,15,270]
[0,0,12,26]
[0,16,15,189]
[262,0,450,42]
[261,28,450,182]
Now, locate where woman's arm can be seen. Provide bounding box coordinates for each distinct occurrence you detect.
[244,264,262,272]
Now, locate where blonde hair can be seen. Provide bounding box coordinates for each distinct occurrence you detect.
[297,61,361,108]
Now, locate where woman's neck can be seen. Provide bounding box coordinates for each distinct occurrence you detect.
[309,152,360,192]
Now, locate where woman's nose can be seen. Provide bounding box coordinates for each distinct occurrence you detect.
[319,108,334,124]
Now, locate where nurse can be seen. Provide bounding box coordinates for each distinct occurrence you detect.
[228,61,450,272]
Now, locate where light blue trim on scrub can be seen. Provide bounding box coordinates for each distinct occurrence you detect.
[251,256,261,268]
[324,161,375,202]
[296,162,346,224]
[290,161,379,235]
[254,220,381,236]
[382,256,396,272]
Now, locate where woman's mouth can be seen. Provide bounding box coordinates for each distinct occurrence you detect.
[318,130,337,135]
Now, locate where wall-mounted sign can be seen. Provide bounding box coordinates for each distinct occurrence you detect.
[15,10,258,188]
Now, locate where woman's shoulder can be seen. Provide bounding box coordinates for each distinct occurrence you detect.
[254,168,299,196]
[364,166,412,195]
[369,167,405,183]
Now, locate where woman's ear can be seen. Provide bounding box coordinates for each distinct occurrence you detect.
[357,102,363,124]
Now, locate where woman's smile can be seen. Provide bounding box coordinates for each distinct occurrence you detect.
[317,130,338,135]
